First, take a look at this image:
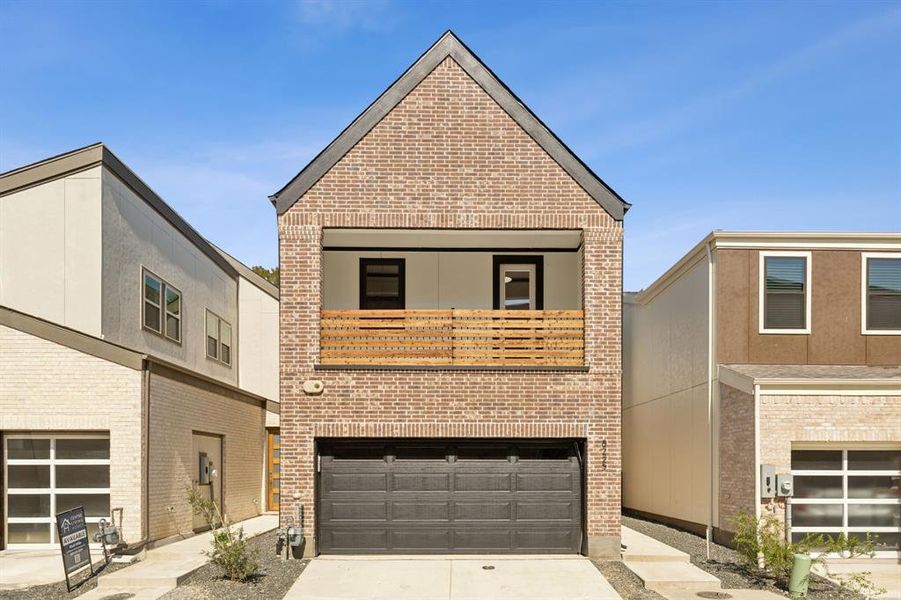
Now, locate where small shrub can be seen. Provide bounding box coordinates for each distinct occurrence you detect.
[732,512,885,597]
[186,484,260,582]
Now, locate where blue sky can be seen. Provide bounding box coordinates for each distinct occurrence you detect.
[2,1,899,290]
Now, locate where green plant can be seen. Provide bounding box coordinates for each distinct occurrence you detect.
[732,512,885,597]
[186,484,259,582]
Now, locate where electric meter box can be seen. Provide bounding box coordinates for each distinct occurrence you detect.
[760,464,776,498]
[777,473,794,497]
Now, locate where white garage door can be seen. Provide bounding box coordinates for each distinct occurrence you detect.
[3,434,111,548]
[791,447,900,557]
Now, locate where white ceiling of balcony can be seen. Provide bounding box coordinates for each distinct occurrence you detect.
[322,229,582,249]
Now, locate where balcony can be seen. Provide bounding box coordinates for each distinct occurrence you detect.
[320,309,584,367]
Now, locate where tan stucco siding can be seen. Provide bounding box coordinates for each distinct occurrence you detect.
[0,324,145,545]
[0,167,103,336]
[623,257,710,525]
[237,277,279,402]
[100,167,239,385]
[147,364,265,541]
[716,248,901,365]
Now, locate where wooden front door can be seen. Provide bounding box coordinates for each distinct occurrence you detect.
[267,431,280,511]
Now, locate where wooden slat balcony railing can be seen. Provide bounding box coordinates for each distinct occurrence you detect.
[320,309,584,367]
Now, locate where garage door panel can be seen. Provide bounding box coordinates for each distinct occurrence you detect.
[392,501,450,521]
[326,472,387,493]
[515,528,578,550]
[328,501,387,521]
[454,501,512,521]
[318,440,582,554]
[324,528,388,551]
[517,501,576,521]
[455,472,511,491]
[454,528,514,551]
[516,472,574,491]
[390,529,453,550]
[391,472,450,491]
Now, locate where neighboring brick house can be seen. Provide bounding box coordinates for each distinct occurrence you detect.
[0,144,280,550]
[623,231,901,558]
[272,32,629,557]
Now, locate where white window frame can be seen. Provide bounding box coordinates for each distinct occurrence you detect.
[142,268,182,343]
[759,250,812,334]
[791,445,900,559]
[205,309,232,367]
[861,252,901,336]
[3,434,111,550]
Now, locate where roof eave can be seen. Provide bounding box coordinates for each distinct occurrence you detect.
[271,31,629,221]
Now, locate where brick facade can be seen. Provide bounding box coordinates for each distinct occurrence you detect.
[278,57,623,556]
[717,382,757,535]
[0,323,267,548]
[757,393,901,523]
[147,364,266,541]
[0,325,144,546]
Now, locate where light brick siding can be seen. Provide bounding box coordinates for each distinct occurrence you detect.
[279,57,623,555]
[758,393,901,522]
[717,382,756,535]
[147,364,266,540]
[0,325,144,546]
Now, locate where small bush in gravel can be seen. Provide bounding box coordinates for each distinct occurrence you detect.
[186,484,260,583]
[734,513,884,597]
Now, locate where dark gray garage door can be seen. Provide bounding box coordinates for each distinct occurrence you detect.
[317,440,583,554]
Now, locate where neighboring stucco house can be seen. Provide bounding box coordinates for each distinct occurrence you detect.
[623,231,900,558]
[272,31,629,558]
[0,144,280,550]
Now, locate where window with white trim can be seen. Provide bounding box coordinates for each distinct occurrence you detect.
[206,310,232,366]
[3,435,111,547]
[862,255,901,334]
[759,252,811,334]
[143,269,181,342]
[791,448,900,555]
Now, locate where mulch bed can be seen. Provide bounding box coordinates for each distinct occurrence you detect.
[160,530,308,600]
[0,558,129,600]
[623,515,865,600]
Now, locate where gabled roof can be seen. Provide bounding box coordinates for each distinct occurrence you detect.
[270,30,630,220]
[0,143,279,300]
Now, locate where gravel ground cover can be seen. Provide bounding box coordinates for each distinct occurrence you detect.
[0,558,128,600]
[161,530,308,600]
[623,515,865,600]
[592,559,666,600]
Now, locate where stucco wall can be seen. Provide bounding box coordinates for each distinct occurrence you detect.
[716,248,901,366]
[0,167,102,336]
[100,167,238,385]
[322,250,581,310]
[0,325,145,546]
[237,277,279,402]
[623,257,710,525]
[146,364,265,541]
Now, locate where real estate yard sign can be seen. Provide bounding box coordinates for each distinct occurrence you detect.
[55,506,95,591]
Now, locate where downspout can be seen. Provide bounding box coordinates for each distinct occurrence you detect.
[143,359,151,546]
[705,240,715,559]
[753,382,761,523]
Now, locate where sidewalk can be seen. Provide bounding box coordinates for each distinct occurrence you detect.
[621,526,783,600]
[78,513,277,600]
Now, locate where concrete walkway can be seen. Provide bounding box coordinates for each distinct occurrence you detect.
[285,555,621,600]
[0,549,109,589]
[621,526,783,600]
[78,513,277,600]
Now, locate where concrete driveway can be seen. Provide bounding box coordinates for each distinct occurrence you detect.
[285,555,620,600]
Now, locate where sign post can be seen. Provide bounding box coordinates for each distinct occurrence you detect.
[55,506,95,592]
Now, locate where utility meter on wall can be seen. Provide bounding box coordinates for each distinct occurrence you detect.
[777,473,793,497]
